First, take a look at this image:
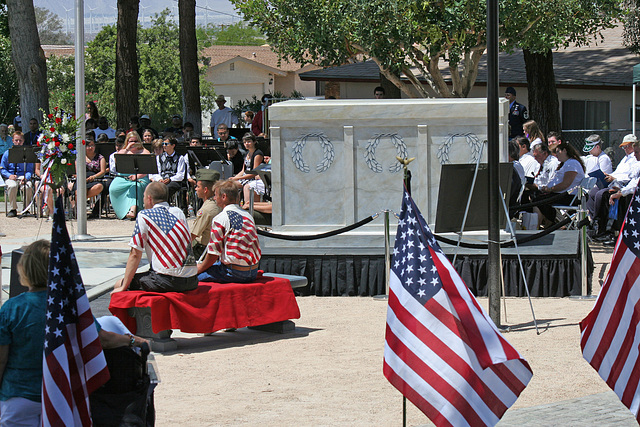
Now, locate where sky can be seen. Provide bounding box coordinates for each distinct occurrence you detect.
[34,0,242,34]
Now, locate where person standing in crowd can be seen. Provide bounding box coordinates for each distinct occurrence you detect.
[505,87,528,140]
[22,118,41,146]
[0,124,13,157]
[374,86,385,99]
[251,94,272,137]
[210,95,238,138]
[190,169,222,260]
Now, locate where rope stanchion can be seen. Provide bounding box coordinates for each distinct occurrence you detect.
[257,215,376,241]
[433,216,574,249]
[508,192,569,214]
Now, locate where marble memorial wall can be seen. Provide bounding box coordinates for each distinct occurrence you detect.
[265,98,508,253]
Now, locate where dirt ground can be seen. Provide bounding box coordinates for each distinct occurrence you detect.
[0,216,617,426]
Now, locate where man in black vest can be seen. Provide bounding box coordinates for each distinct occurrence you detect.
[149,136,186,200]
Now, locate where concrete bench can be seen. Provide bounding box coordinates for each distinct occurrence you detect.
[109,273,306,352]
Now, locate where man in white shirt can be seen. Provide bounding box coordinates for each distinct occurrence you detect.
[515,136,539,178]
[209,95,238,138]
[589,134,639,238]
[581,134,612,174]
[532,143,559,189]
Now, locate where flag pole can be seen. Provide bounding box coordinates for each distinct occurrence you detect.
[486,0,501,326]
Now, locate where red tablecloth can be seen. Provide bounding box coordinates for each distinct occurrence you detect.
[108,275,301,334]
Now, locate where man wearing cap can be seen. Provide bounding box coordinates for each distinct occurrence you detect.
[190,169,221,259]
[582,134,612,174]
[197,179,261,283]
[225,139,244,175]
[588,134,639,238]
[139,114,159,139]
[504,87,528,140]
[164,115,183,136]
[209,95,238,139]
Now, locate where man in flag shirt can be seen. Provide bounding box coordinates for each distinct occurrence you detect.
[197,180,261,283]
[113,181,198,293]
[384,188,532,427]
[581,182,640,422]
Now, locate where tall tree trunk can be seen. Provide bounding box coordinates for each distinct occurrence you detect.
[116,0,139,129]
[6,0,48,123]
[523,49,561,135]
[379,72,401,99]
[179,0,201,132]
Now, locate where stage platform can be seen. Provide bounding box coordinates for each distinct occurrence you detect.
[258,230,591,298]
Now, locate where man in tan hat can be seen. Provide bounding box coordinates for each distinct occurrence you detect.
[191,168,221,259]
[209,95,238,139]
[604,134,638,184]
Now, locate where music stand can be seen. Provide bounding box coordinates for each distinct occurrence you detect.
[114,154,158,216]
[7,146,39,215]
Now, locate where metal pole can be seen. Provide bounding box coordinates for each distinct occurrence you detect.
[580,198,589,296]
[486,0,501,326]
[633,83,636,136]
[74,0,91,239]
[384,210,390,296]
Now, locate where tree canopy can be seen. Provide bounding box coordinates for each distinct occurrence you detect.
[197,21,266,47]
[35,6,71,45]
[232,0,622,98]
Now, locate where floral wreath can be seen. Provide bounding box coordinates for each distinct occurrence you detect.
[291,132,335,173]
[364,133,408,173]
[36,108,82,187]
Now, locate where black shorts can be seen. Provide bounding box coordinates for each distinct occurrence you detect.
[128,270,198,293]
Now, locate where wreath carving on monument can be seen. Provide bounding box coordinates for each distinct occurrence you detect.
[364,133,408,173]
[437,133,483,164]
[291,132,335,173]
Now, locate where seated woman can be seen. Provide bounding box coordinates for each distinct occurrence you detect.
[108,131,151,220]
[533,142,585,227]
[230,132,264,203]
[0,240,49,426]
[70,137,108,219]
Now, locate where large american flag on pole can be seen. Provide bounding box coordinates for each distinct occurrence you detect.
[131,205,192,269]
[384,187,533,426]
[581,186,640,422]
[42,196,110,426]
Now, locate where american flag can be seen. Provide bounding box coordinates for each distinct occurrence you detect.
[581,186,640,421]
[383,188,533,426]
[132,206,191,269]
[42,196,110,426]
[208,208,260,265]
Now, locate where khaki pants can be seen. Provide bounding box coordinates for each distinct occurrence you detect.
[6,178,33,211]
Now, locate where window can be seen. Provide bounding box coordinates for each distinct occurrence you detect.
[230,62,235,71]
[562,100,610,130]
[316,81,326,97]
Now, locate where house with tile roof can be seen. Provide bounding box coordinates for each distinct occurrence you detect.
[201,45,319,108]
[299,27,640,142]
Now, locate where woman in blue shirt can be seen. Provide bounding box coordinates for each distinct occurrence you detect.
[0,240,49,426]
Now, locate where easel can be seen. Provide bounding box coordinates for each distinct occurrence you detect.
[114,154,158,216]
[7,145,38,216]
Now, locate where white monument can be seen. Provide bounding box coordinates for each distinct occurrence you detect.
[263,98,509,254]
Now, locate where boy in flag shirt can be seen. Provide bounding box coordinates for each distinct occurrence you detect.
[197,180,261,283]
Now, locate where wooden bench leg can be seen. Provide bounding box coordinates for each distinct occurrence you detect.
[127,307,178,352]
[249,320,296,334]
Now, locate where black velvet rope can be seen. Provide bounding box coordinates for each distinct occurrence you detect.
[508,191,571,214]
[256,215,375,241]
